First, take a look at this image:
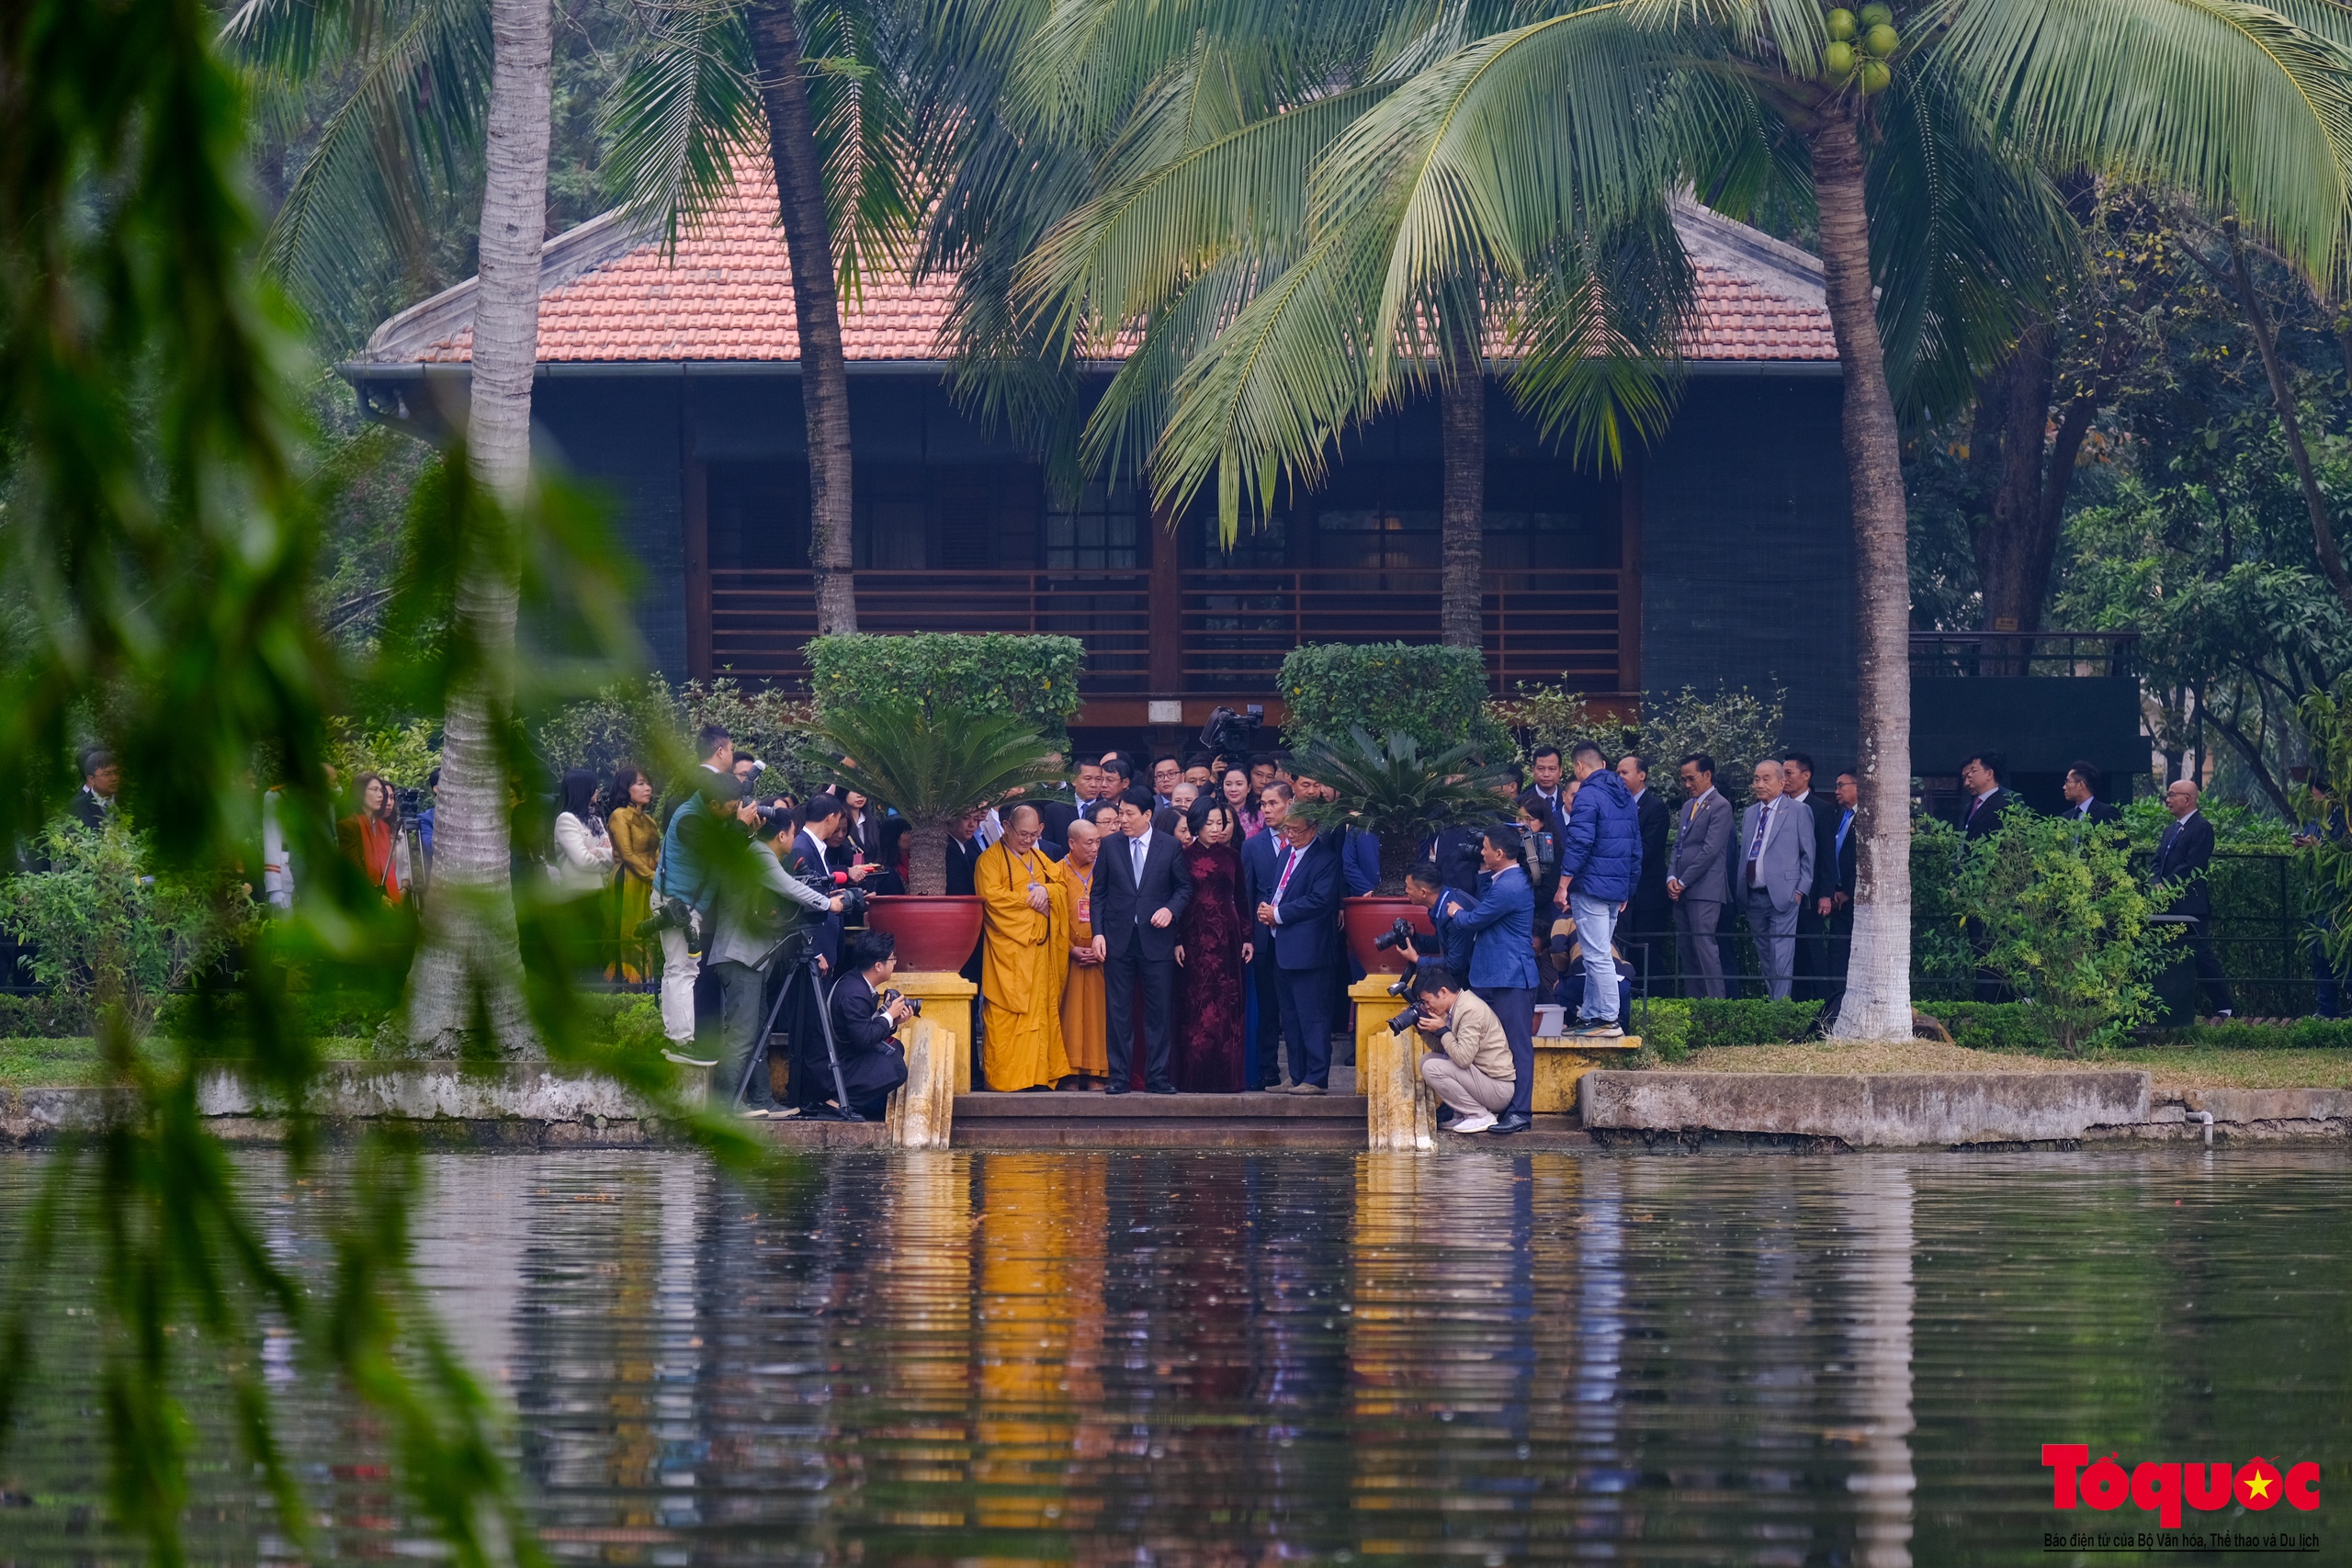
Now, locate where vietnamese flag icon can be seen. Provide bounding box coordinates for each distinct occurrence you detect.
[2236,1458,2284,1511]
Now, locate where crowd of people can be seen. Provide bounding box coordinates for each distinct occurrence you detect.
[72,716,2245,1122]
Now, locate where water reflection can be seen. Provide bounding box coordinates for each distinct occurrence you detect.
[0,1148,2344,1566]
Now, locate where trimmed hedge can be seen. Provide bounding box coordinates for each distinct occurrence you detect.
[1279,643,1510,756]
[1633,998,1823,1061]
[807,634,1083,743]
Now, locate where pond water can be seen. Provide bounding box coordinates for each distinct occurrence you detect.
[0,1147,2344,1566]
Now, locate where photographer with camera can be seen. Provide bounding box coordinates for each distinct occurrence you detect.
[823,929,916,1120]
[1448,822,1541,1134]
[650,725,742,1060]
[1396,862,1474,977]
[705,795,845,1118]
[1407,962,1517,1135]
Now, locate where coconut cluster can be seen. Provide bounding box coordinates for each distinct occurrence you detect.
[1822,5,1897,94]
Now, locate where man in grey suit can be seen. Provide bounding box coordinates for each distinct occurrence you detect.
[1736,758,1815,1001]
[1666,753,1735,998]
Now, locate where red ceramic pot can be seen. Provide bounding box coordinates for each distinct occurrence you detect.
[1343,895,1435,975]
[866,895,984,972]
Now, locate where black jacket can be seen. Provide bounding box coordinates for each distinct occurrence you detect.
[944,835,985,897]
[1960,786,2021,840]
[1093,828,1195,961]
[1835,805,1858,898]
[786,829,845,968]
[1632,788,1671,910]
[2152,809,2217,919]
[2071,798,2124,828]
[1792,789,1842,900]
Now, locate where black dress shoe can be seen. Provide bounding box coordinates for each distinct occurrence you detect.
[1105,1085,1130,1095]
[1485,1113,1533,1135]
[1148,1084,1180,1095]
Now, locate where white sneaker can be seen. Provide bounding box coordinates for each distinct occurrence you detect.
[663,1047,718,1069]
[738,1107,772,1120]
[1450,1112,1497,1134]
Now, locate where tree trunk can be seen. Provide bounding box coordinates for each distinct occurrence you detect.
[1438,312,1485,649]
[1809,112,1915,1042]
[2228,229,2352,614]
[1971,323,2057,638]
[747,0,857,635]
[904,823,948,898]
[404,0,551,1055]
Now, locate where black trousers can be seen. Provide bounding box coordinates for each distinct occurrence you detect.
[1106,943,1176,1090]
[2186,918,2235,1016]
[1251,946,1285,1085]
[1623,897,1672,998]
[1794,902,1832,1000]
[1478,984,1537,1121]
[1827,906,1854,991]
[1274,964,1338,1088]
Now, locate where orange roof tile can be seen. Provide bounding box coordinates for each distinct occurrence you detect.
[390,164,1835,367]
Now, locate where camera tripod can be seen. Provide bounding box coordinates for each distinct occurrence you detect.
[730,936,861,1122]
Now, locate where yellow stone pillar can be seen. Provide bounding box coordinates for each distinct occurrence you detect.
[1353,973,1434,1151]
[884,1015,957,1148]
[1529,1032,1643,1112]
[889,970,978,1093]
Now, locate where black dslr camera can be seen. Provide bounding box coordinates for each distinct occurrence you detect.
[1372,916,1415,953]
[835,884,870,921]
[880,987,922,1018]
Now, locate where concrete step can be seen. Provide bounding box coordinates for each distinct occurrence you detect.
[955,1118,1367,1149]
[956,1090,1366,1121]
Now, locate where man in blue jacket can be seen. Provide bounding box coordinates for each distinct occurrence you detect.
[1450,823,1540,1134]
[1555,739,1642,1039]
[1256,813,1345,1094]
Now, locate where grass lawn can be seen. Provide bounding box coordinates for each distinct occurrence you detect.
[0,1036,377,1089]
[1667,1039,2352,1094]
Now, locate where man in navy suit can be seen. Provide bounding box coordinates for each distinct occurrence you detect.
[1241,782,1296,1088]
[2154,778,2234,1018]
[1450,822,1541,1134]
[1092,787,1196,1092]
[1257,812,1345,1094]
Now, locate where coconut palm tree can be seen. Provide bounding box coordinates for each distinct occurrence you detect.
[984,0,2352,1040]
[604,0,926,637]
[230,0,560,1052]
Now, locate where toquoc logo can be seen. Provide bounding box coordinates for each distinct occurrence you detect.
[2043,1446,2322,1530]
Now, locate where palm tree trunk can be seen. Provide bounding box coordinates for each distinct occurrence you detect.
[1439,314,1485,649]
[905,823,948,898]
[748,0,857,634]
[404,0,551,1055]
[1809,111,1914,1041]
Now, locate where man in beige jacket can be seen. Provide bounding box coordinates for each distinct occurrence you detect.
[1410,962,1518,1134]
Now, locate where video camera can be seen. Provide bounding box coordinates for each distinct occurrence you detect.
[1198,705,1264,761]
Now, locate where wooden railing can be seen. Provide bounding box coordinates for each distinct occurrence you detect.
[704,567,1623,693]
[1910,630,2140,678]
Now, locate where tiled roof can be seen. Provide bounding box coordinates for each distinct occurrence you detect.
[375,163,1836,367]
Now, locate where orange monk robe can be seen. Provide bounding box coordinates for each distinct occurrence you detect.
[975,840,1072,1090]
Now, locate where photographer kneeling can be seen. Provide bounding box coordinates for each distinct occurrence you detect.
[706,802,842,1118]
[1409,962,1517,1136]
[826,929,915,1119]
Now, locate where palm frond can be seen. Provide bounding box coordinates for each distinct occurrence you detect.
[806,705,1064,829]
[1936,0,2352,289]
[802,0,928,299]
[600,0,764,254]
[1502,209,1694,468]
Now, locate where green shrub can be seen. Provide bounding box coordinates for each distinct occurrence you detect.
[1638,998,1691,1061]
[807,634,1083,745]
[535,673,818,795]
[1950,806,2177,1054]
[1279,643,1510,756]
[1685,997,1822,1046]
[0,992,84,1038]
[2155,1016,2352,1050]
[1926,1000,2065,1053]
[1,822,252,1035]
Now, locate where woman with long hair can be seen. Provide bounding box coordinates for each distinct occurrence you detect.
[550,768,613,896]
[605,765,659,984]
[1219,765,1261,838]
[1171,801,1248,1092]
[336,773,411,905]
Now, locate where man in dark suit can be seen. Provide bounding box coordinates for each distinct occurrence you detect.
[1257,811,1344,1094]
[1957,750,2020,998]
[69,748,120,831]
[1958,750,2020,840]
[1449,822,1540,1134]
[1241,782,1296,1088]
[1781,751,1842,1000]
[944,808,987,897]
[786,794,854,976]
[1616,752,1672,998]
[824,929,915,1119]
[2154,778,2234,1018]
[1093,787,1195,1092]
[2063,760,2124,829]
[1668,753,1736,998]
[1026,751,1080,848]
[1826,769,1860,989]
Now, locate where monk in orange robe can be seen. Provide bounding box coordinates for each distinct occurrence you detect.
[1058,818,1108,1084]
[975,804,1071,1090]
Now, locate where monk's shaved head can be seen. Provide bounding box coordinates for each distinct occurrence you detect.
[1005,803,1041,829]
